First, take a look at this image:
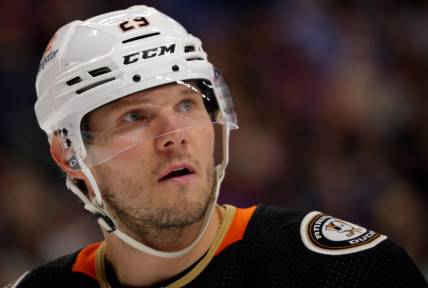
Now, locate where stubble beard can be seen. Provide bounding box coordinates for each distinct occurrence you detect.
[96,155,216,247]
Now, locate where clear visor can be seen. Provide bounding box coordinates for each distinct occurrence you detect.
[73,79,235,169]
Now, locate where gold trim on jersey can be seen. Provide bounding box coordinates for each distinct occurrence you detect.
[95,242,109,288]
[94,204,236,288]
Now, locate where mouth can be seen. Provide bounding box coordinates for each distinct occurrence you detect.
[158,164,196,182]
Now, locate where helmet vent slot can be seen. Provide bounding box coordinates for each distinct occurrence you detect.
[122,32,160,44]
[184,45,195,53]
[89,67,111,77]
[76,77,116,94]
[66,77,82,86]
[186,57,204,61]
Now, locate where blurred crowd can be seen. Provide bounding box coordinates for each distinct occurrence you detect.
[1,0,428,285]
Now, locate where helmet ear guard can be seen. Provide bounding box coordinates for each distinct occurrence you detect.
[52,128,82,170]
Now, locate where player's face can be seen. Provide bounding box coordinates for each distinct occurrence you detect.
[85,82,216,240]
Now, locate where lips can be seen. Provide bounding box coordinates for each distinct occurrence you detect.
[158,162,196,182]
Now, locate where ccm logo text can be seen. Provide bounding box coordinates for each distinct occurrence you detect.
[123,44,176,65]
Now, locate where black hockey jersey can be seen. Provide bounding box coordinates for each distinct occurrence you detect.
[10,204,428,287]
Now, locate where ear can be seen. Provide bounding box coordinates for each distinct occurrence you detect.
[50,135,85,180]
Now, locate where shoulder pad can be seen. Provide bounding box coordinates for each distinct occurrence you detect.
[300,211,387,255]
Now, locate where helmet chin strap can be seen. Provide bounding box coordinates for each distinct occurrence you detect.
[65,124,230,258]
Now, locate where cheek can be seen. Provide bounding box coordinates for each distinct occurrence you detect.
[106,137,154,165]
[193,125,216,165]
[86,129,150,162]
[97,146,153,180]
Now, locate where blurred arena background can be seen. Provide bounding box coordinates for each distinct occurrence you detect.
[1,0,428,284]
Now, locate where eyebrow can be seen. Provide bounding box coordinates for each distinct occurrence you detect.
[88,85,203,130]
[107,86,201,111]
[103,92,151,112]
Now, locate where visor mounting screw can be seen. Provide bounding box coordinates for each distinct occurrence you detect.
[172,65,179,72]
[69,158,78,168]
[132,74,141,82]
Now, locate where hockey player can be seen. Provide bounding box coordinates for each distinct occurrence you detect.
[10,5,427,287]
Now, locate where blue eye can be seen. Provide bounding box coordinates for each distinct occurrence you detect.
[178,100,193,112]
[123,111,144,122]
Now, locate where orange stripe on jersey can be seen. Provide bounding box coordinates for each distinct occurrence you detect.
[71,242,102,280]
[215,205,257,256]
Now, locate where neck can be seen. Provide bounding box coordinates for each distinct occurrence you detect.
[102,206,220,287]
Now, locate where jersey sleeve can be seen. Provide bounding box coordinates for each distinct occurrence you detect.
[367,246,427,287]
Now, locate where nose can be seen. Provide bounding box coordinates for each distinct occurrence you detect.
[154,115,188,152]
[155,130,187,152]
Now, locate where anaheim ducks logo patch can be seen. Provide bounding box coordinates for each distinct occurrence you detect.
[300,212,387,255]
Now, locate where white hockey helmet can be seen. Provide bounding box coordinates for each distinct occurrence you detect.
[35,5,237,165]
[34,5,238,258]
